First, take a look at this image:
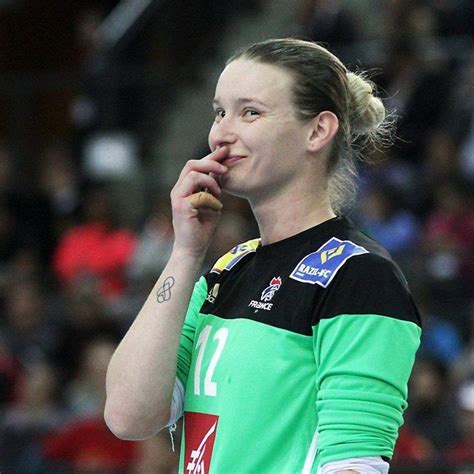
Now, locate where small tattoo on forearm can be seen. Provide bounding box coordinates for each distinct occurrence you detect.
[157,276,175,303]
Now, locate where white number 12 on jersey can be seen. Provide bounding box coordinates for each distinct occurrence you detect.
[194,325,228,397]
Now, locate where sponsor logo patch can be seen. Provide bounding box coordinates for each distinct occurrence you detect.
[184,412,219,474]
[248,276,282,311]
[290,238,368,288]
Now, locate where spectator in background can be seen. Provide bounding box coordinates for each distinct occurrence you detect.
[128,195,174,282]
[415,287,463,367]
[423,177,474,290]
[406,358,460,455]
[407,131,462,218]
[71,6,113,138]
[423,132,462,186]
[357,148,421,215]
[65,338,116,417]
[0,334,23,408]
[0,145,18,278]
[0,142,55,269]
[0,143,53,275]
[445,378,474,467]
[2,278,61,366]
[53,282,123,385]
[0,198,18,284]
[442,48,474,184]
[391,422,435,468]
[356,184,420,257]
[38,142,81,240]
[295,0,356,58]
[386,0,439,40]
[42,338,138,473]
[452,307,474,386]
[53,185,137,300]
[381,38,451,165]
[0,362,66,474]
[432,0,474,38]
[42,415,138,474]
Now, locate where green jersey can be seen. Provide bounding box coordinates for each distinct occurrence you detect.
[175,217,421,473]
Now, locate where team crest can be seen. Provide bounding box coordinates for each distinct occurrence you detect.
[248,276,282,311]
[261,276,282,301]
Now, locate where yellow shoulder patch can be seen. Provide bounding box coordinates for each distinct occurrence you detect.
[211,238,261,273]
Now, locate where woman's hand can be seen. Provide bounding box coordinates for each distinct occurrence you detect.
[170,146,228,257]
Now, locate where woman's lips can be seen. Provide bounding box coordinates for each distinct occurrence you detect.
[222,156,245,166]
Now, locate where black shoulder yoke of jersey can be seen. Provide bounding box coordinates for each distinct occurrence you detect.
[200,217,421,336]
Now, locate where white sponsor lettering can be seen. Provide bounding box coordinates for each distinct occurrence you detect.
[298,264,331,278]
[186,421,218,473]
[205,283,220,304]
[248,300,273,311]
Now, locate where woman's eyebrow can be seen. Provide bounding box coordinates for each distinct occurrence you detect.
[212,97,269,108]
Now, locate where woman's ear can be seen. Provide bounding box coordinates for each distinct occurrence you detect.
[306,111,339,154]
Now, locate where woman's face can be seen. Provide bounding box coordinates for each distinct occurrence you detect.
[208,58,312,200]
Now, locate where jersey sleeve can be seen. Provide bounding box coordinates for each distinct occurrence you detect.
[312,254,421,467]
[176,276,208,387]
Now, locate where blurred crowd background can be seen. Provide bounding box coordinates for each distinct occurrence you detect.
[0,0,473,473]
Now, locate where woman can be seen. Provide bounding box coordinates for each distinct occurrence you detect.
[105,38,421,473]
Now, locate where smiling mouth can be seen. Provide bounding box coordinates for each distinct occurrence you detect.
[223,156,245,166]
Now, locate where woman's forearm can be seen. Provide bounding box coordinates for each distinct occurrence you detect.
[104,247,205,440]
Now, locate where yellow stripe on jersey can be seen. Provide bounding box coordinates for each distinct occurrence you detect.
[211,238,261,273]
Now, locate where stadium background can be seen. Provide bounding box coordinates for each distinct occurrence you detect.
[0,0,473,472]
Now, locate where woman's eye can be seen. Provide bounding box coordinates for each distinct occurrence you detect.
[214,109,225,120]
[243,109,259,117]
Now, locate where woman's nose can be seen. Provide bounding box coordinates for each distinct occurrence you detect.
[209,118,237,150]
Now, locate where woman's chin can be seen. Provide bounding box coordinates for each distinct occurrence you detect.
[220,176,250,199]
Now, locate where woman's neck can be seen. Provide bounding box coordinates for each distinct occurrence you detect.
[250,188,336,246]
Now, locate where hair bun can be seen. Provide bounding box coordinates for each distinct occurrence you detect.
[346,72,386,135]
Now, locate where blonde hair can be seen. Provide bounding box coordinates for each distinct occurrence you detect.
[228,38,392,213]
